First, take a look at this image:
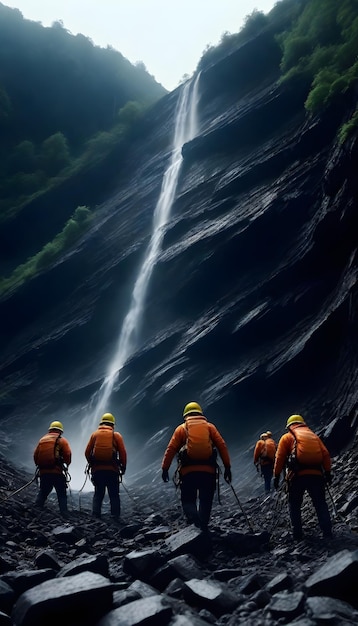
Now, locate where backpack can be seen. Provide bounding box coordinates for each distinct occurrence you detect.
[36,433,61,469]
[260,439,276,462]
[90,429,118,464]
[178,417,217,466]
[287,426,324,471]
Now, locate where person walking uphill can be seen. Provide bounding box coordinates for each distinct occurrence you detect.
[85,413,127,521]
[34,421,72,517]
[254,431,276,493]
[273,414,332,540]
[161,401,231,532]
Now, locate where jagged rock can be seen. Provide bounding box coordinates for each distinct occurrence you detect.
[211,568,242,582]
[170,614,212,625]
[183,578,241,617]
[222,531,270,556]
[322,413,356,456]
[96,595,173,626]
[250,589,271,609]
[144,525,171,540]
[229,572,264,595]
[305,549,358,607]
[51,525,78,544]
[127,579,159,598]
[12,572,113,626]
[34,549,62,571]
[306,596,358,622]
[0,612,11,626]
[267,590,305,620]
[165,527,211,559]
[0,580,15,614]
[339,493,358,516]
[150,554,203,591]
[112,588,140,609]
[1,569,55,599]
[164,577,186,598]
[123,549,165,581]
[56,554,109,578]
[266,572,293,594]
[119,524,142,539]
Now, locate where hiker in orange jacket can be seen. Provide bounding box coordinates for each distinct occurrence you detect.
[161,401,231,531]
[34,421,72,517]
[273,414,332,540]
[85,412,127,521]
[253,431,277,493]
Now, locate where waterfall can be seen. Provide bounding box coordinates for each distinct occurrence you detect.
[72,75,200,487]
[93,75,199,414]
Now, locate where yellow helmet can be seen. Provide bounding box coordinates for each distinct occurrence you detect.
[183,402,203,417]
[49,421,63,432]
[100,413,115,425]
[286,414,305,428]
[260,432,268,439]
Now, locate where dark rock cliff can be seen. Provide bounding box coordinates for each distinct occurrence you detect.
[0,30,357,475]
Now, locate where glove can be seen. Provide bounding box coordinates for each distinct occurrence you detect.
[120,464,126,475]
[224,466,232,483]
[324,471,332,485]
[162,469,169,483]
[255,463,259,473]
[273,476,280,490]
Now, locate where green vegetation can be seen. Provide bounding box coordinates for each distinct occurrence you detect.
[338,108,358,143]
[278,0,358,114]
[197,0,358,137]
[0,3,166,222]
[1,0,357,297]
[0,206,92,297]
[0,3,164,294]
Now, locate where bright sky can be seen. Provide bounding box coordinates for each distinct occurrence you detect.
[3,0,277,91]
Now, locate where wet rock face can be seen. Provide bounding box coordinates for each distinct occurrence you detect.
[0,432,358,625]
[0,35,357,459]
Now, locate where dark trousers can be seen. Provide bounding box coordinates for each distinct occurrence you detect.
[92,470,120,518]
[288,475,332,538]
[261,463,273,493]
[180,471,216,531]
[35,473,68,514]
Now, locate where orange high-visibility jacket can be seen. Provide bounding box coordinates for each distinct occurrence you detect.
[162,415,231,476]
[34,432,72,475]
[274,424,331,477]
[253,437,277,466]
[85,424,127,473]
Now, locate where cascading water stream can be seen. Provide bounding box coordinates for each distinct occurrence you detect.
[71,75,200,488]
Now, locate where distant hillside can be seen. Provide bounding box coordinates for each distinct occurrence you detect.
[0,2,167,225]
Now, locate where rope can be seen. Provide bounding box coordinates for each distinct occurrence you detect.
[325,481,354,532]
[227,481,256,533]
[77,465,92,513]
[0,471,39,503]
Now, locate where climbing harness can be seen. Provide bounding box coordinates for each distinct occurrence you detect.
[0,470,39,503]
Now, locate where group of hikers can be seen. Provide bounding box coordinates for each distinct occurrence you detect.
[33,403,333,540]
[253,415,333,539]
[34,413,127,521]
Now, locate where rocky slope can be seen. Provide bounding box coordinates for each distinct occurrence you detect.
[1,26,357,473]
[0,424,357,625]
